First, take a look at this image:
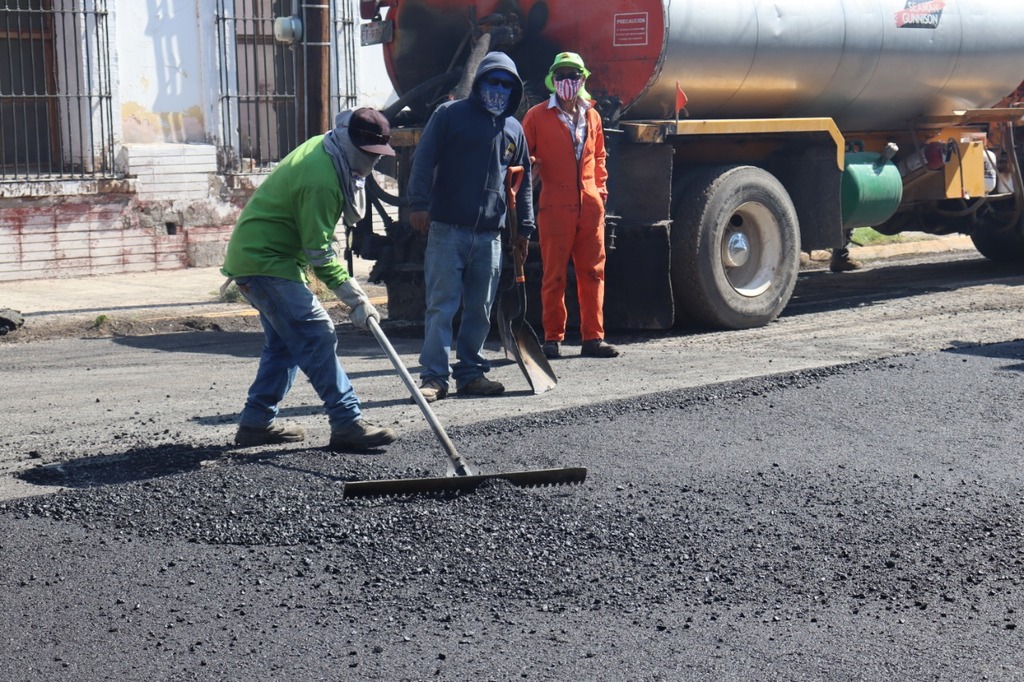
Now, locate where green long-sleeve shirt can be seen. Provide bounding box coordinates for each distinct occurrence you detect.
[221,134,351,290]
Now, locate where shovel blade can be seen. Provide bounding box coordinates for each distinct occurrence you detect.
[343,467,587,499]
[497,294,557,394]
[509,321,557,393]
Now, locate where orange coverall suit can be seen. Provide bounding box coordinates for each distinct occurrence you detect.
[521,101,608,343]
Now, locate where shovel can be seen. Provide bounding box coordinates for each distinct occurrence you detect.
[496,166,558,394]
[342,317,586,498]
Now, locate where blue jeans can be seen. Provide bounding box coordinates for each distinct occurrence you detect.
[420,222,502,388]
[234,275,361,431]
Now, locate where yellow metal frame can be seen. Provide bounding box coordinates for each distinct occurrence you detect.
[621,118,846,170]
[924,127,987,199]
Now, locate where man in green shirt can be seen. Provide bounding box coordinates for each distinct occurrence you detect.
[222,108,397,451]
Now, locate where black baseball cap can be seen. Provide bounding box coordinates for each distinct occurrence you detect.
[348,108,395,156]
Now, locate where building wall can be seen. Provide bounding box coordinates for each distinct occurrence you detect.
[116,0,216,145]
[0,0,369,283]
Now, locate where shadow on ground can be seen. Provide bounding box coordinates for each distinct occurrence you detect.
[17,443,236,489]
[944,338,1024,372]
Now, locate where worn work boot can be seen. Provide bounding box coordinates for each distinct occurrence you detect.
[542,341,560,359]
[581,339,620,358]
[829,251,862,273]
[417,378,449,404]
[328,419,397,451]
[234,422,307,447]
[458,375,505,396]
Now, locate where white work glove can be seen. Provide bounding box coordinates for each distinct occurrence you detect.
[332,278,380,331]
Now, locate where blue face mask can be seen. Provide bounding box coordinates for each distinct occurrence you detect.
[479,76,513,116]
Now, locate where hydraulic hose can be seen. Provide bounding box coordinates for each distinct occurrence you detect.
[1001,124,1024,230]
[381,71,461,124]
[449,31,491,101]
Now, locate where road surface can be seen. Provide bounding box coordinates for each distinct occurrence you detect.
[1,250,1022,680]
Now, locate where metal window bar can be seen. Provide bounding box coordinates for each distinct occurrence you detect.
[0,0,114,181]
[216,0,358,175]
[332,0,356,116]
[216,0,301,174]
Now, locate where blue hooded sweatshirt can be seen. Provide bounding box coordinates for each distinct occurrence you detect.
[408,52,535,238]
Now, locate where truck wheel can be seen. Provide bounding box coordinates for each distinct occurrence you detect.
[671,165,800,329]
[969,216,1024,262]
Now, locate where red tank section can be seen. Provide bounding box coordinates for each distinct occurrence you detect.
[382,0,664,114]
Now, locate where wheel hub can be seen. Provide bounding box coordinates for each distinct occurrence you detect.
[723,232,750,268]
[721,203,782,298]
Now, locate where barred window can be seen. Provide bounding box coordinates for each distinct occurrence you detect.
[0,0,115,181]
[216,0,357,175]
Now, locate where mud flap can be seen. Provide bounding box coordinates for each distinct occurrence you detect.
[604,221,674,329]
[526,221,674,331]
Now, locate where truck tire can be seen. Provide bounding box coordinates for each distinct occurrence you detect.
[969,217,1024,262]
[671,165,800,329]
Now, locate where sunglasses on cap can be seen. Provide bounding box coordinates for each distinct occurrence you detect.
[351,129,391,145]
[482,75,515,88]
[553,71,583,82]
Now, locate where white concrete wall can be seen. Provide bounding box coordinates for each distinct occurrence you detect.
[115,1,391,137]
[357,41,396,108]
[115,0,211,144]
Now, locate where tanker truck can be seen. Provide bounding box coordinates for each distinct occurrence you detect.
[354,0,1024,330]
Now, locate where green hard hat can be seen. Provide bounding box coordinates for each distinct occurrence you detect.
[545,51,592,99]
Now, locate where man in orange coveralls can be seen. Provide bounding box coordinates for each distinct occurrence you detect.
[522,51,619,358]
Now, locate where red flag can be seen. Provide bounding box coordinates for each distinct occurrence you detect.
[675,82,688,112]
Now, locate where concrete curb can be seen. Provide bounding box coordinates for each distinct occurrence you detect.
[802,234,974,268]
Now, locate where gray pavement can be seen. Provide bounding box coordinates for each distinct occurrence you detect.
[0,232,1010,504]
[0,235,975,329]
[0,255,386,328]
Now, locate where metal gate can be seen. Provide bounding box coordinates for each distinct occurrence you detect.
[215,0,357,175]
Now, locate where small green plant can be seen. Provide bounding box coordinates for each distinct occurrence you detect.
[304,267,335,302]
[215,271,336,305]
[92,314,109,328]
[850,227,906,247]
[218,282,244,303]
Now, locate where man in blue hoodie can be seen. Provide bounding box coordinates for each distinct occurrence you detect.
[408,52,535,402]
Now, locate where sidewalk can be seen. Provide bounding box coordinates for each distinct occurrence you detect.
[0,235,976,330]
[0,256,386,329]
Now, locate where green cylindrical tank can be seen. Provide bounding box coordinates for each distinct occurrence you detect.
[841,150,904,229]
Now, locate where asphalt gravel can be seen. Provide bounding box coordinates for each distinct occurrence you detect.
[2,345,1023,680]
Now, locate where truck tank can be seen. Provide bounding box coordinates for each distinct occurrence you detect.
[382,0,1024,131]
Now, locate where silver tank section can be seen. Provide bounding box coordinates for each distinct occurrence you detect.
[630,0,1024,131]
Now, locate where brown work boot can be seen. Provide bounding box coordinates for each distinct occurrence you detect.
[829,252,862,273]
[417,378,449,404]
[234,422,306,447]
[328,419,397,451]
[542,341,560,359]
[457,375,505,396]
[581,339,620,358]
